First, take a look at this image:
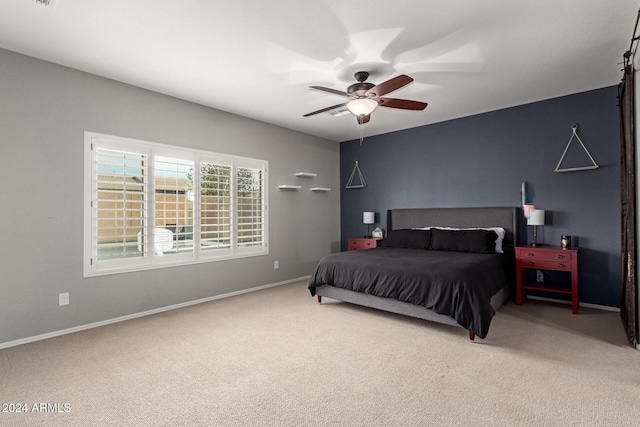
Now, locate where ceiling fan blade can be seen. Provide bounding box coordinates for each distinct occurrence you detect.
[356,114,371,125]
[309,86,351,98]
[365,74,413,98]
[303,102,347,117]
[379,98,428,110]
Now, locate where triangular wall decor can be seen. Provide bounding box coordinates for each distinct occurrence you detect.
[345,160,367,189]
[554,124,599,173]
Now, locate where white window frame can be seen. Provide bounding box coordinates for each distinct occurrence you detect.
[84,131,268,277]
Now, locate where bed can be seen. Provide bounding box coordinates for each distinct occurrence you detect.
[308,207,518,342]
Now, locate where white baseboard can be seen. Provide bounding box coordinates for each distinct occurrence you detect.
[0,276,310,350]
[527,295,620,312]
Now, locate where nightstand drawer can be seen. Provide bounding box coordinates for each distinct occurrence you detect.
[517,248,573,261]
[348,238,379,251]
[519,258,572,271]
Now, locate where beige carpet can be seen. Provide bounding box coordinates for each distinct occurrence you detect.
[1,280,639,426]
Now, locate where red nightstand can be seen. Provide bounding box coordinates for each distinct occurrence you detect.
[348,237,380,251]
[515,246,579,314]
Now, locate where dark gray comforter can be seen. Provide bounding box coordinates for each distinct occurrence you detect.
[308,247,509,338]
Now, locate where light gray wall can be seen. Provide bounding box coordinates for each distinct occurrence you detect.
[0,48,340,345]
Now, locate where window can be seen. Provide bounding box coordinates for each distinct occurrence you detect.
[84,132,268,276]
[236,165,265,248]
[199,161,232,253]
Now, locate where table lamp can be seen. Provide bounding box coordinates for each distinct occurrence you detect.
[527,209,545,247]
[363,212,375,237]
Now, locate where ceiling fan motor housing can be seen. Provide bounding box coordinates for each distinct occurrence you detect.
[347,82,375,96]
[348,71,375,97]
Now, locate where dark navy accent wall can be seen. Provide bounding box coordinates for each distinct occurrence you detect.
[340,86,620,308]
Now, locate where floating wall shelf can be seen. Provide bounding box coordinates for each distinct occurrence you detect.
[294,172,317,177]
[278,185,302,190]
[310,187,331,192]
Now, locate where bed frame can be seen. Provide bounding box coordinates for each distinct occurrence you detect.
[315,207,518,342]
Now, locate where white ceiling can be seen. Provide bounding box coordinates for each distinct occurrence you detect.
[1,0,637,142]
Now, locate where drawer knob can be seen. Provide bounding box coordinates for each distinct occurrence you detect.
[557,254,564,259]
[527,252,534,257]
[528,261,534,266]
[558,263,564,268]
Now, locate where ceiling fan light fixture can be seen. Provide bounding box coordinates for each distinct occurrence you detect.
[304,73,424,121]
[346,98,378,116]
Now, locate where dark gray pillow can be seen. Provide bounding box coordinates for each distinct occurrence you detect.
[378,229,431,249]
[430,228,497,254]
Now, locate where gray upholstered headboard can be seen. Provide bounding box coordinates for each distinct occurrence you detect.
[387,207,518,248]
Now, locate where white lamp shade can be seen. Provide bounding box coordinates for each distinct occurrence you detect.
[347,99,378,116]
[527,209,545,226]
[363,211,375,224]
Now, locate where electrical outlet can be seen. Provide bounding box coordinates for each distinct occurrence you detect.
[59,292,69,306]
[536,270,544,283]
[274,260,279,269]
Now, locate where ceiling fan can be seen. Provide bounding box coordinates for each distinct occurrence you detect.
[303,71,427,125]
